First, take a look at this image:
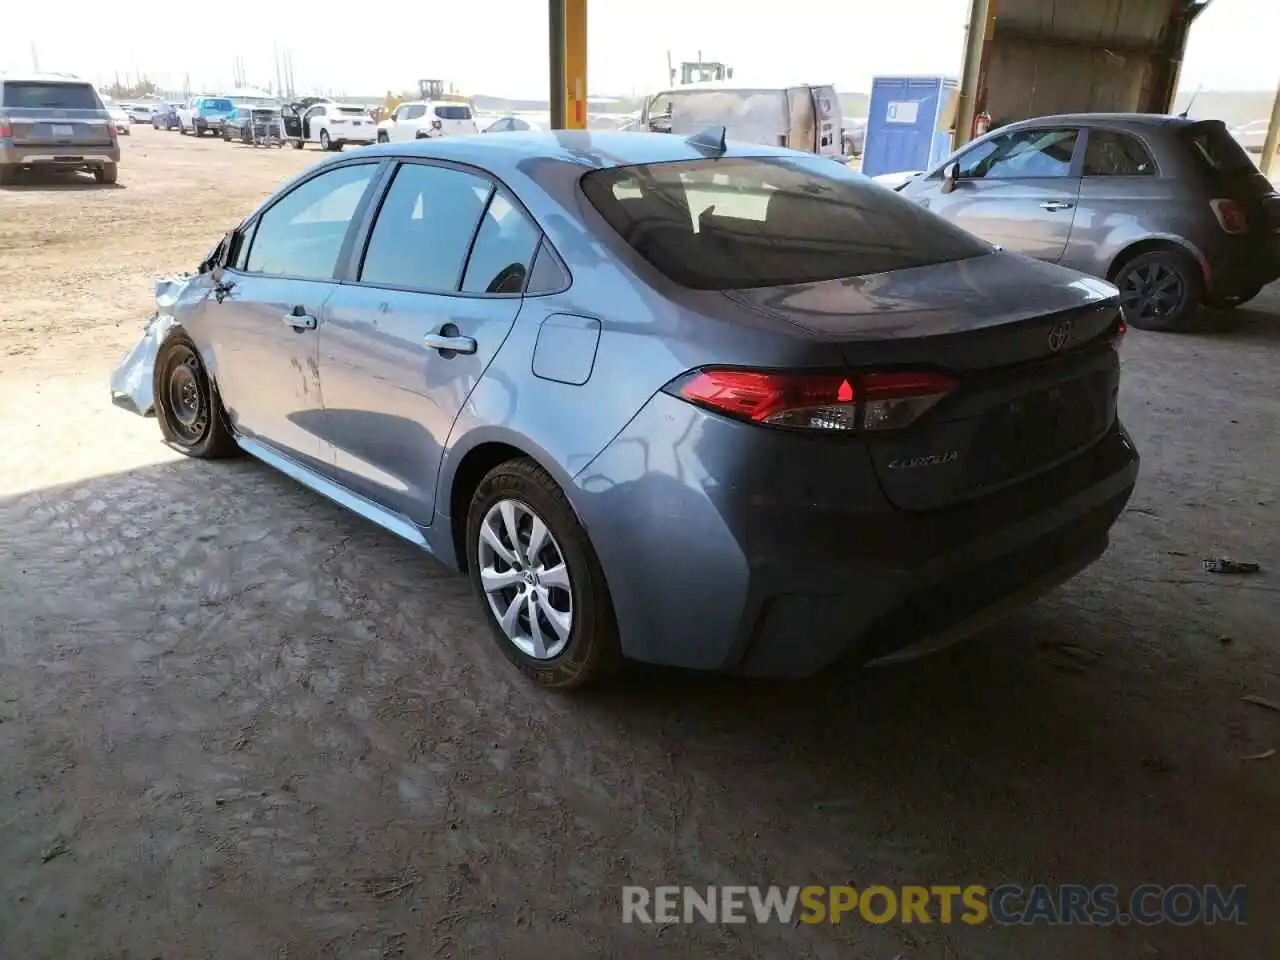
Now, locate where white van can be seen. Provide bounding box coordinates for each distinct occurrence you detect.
[641,82,843,158]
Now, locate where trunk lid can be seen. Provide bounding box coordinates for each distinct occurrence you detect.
[720,252,1123,510]
[7,109,114,147]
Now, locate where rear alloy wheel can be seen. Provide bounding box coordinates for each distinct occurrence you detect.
[1114,250,1202,332]
[466,459,620,689]
[153,336,239,459]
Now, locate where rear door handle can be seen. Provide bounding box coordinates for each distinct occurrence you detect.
[424,327,476,355]
[282,307,317,331]
[1040,200,1075,211]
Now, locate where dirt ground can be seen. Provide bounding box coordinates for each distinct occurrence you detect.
[1,127,1278,960]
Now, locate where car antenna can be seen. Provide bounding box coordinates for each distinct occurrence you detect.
[686,125,727,156]
[1178,84,1203,119]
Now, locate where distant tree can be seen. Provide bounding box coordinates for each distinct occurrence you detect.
[106,76,160,99]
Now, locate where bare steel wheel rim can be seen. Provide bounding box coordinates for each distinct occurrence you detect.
[165,348,209,445]
[478,498,573,660]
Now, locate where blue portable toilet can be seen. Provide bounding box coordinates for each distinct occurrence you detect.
[862,76,958,177]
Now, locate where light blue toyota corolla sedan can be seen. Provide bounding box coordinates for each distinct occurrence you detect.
[112,131,1138,688]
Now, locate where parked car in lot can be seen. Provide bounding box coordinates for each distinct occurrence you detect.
[0,72,120,184]
[482,115,544,134]
[112,131,1139,688]
[178,96,236,137]
[128,102,158,123]
[898,114,1280,330]
[151,102,182,130]
[376,100,478,142]
[101,96,132,135]
[283,101,377,150]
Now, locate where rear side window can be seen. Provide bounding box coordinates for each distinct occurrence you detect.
[359,163,491,291]
[1083,130,1156,176]
[435,105,472,120]
[1182,121,1256,174]
[581,156,990,290]
[461,193,542,294]
[1,81,101,110]
[338,106,366,116]
[246,163,377,279]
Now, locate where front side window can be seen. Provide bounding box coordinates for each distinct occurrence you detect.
[359,163,492,291]
[404,104,427,121]
[957,128,1079,179]
[461,193,542,294]
[1083,130,1157,176]
[245,163,377,279]
[582,156,991,290]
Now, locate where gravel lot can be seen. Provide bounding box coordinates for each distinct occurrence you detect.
[1,127,1278,959]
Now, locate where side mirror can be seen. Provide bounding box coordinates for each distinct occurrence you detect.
[940,162,960,194]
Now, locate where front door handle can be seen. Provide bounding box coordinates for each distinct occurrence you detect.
[424,326,476,355]
[282,306,317,331]
[1040,200,1075,211]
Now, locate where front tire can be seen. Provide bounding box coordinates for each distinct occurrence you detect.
[377,130,389,144]
[319,129,332,151]
[1113,249,1203,332]
[154,335,239,459]
[466,459,620,689]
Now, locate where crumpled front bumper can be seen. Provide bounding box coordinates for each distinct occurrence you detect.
[109,276,192,416]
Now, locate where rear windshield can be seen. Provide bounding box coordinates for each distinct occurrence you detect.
[435,105,472,120]
[2,81,101,110]
[338,106,366,115]
[581,156,991,290]
[202,99,234,111]
[1181,121,1256,174]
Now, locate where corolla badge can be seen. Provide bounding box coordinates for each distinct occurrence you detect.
[1047,320,1073,352]
[887,450,960,469]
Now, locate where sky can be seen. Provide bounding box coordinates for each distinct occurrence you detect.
[1,0,1275,99]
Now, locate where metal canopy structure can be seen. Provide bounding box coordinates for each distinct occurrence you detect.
[956,0,1214,147]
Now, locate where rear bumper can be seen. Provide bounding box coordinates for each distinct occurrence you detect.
[1205,232,1280,296]
[0,144,119,166]
[574,391,1139,677]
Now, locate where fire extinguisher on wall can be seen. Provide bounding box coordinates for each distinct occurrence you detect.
[972,111,992,139]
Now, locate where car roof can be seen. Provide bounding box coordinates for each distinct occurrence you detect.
[0,72,93,85]
[1002,112,1203,129]
[351,130,795,174]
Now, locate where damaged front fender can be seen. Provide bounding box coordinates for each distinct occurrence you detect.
[109,276,196,417]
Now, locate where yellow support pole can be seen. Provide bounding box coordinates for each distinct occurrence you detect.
[954,0,995,150]
[563,0,588,130]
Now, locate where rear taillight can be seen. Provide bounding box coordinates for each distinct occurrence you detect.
[666,368,956,432]
[1210,198,1249,234]
[0,122,12,138]
[1110,316,1127,350]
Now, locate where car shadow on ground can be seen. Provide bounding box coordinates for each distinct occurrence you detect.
[0,169,122,191]
[1185,304,1280,342]
[1,455,1275,958]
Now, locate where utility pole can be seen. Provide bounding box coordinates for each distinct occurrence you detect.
[1260,76,1280,179]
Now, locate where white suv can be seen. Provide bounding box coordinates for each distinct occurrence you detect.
[294,102,377,151]
[377,100,478,143]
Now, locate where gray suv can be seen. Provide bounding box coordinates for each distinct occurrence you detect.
[899,114,1280,330]
[0,73,120,185]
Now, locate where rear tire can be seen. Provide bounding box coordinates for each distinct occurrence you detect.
[291,139,304,150]
[95,163,118,185]
[466,458,621,689]
[1113,248,1203,332]
[319,129,331,151]
[154,335,239,459]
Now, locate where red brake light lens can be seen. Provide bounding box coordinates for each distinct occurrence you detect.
[0,122,12,138]
[1210,198,1248,234]
[668,368,956,432]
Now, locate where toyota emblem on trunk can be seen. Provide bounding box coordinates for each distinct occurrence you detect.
[1047,320,1073,352]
